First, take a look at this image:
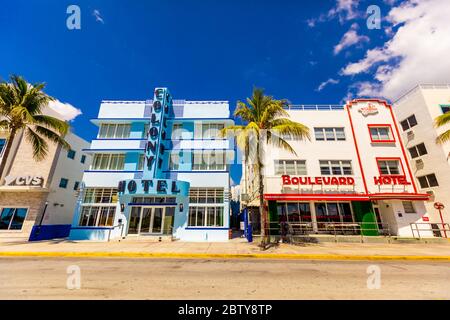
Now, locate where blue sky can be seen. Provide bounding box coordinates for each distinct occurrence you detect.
[1,0,448,183]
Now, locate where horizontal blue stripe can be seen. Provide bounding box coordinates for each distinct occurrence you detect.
[94,138,145,141]
[185,227,229,230]
[84,170,144,173]
[71,227,114,230]
[82,149,145,152]
[128,203,177,206]
[163,170,229,173]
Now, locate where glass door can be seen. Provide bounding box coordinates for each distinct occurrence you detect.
[150,207,164,234]
[128,207,142,235]
[140,208,152,233]
[127,206,167,235]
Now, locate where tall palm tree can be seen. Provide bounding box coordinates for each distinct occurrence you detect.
[435,111,450,144]
[0,75,71,178]
[221,88,310,248]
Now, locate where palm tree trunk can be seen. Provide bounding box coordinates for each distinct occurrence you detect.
[256,141,268,249]
[0,129,16,181]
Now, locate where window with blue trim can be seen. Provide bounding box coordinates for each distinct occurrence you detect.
[441,105,450,114]
[81,155,86,164]
[0,208,28,230]
[67,150,76,159]
[0,139,7,156]
[59,178,69,189]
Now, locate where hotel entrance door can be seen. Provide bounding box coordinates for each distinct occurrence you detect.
[128,206,166,235]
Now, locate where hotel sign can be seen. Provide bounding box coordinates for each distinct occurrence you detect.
[359,103,379,116]
[282,175,355,186]
[373,176,411,185]
[4,175,44,187]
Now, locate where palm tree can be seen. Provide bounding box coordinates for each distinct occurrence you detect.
[221,88,310,248]
[0,75,71,178]
[435,111,450,144]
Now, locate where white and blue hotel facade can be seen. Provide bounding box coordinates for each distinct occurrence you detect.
[69,88,235,242]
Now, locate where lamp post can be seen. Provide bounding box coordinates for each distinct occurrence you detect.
[35,201,49,236]
[434,202,447,238]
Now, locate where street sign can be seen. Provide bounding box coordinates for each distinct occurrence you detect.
[434,202,445,210]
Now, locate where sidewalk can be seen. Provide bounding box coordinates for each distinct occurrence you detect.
[1,237,450,261]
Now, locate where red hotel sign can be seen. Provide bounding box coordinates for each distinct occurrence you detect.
[373,176,411,185]
[282,175,355,186]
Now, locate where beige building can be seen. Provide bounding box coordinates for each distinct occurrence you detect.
[0,127,90,241]
[393,84,450,227]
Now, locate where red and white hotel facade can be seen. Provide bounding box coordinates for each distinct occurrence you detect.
[247,99,440,238]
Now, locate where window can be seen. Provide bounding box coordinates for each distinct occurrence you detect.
[408,143,428,159]
[59,178,69,189]
[189,206,224,227]
[74,181,80,191]
[440,105,450,114]
[314,202,353,223]
[189,188,224,204]
[0,139,7,157]
[143,124,149,138]
[81,155,87,164]
[402,201,416,213]
[314,128,346,141]
[196,123,225,139]
[67,150,76,159]
[98,123,131,139]
[169,153,180,171]
[83,188,118,204]
[319,160,352,175]
[192,150,226,171]
[377,159,401,175]
[138,154,145,171]
[417,174,439,188]
[79,206,115,227]
[0,208,28,230]
[171,124,183,139]
[274,160,307,175]
[369,125,394,142]
[91,154,125,171]
[277,202,312,223]
[400,115,418,131]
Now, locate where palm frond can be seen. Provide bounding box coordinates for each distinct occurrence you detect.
[271,118,311,141]
[266,131,297,156]
[436,129,450,144]
[35,126,71,150]
[33,115,69,135]
[25,127,49,161]
[435,112,450,128]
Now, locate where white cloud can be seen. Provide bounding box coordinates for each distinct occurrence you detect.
[328,0,361,23]
[341,0,450,99]
[334,23,369,55]
[44,100,82,121]
[307,0,360,27]
[317,78,340,92]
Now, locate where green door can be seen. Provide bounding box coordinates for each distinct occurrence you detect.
[352,201,379,236]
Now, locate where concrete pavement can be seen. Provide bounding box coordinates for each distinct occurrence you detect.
[1,257,449,299]
[1,237,450,261]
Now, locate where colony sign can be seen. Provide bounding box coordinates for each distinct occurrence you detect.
[4,175,44,187]
[282,175,355,186]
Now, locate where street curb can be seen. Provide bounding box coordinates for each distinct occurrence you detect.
[1,251,450,261]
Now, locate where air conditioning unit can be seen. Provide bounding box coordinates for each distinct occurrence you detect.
[415,159,424,169]
[406,130,414,140]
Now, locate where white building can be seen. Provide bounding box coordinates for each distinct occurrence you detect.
[242,99,436,238]
[69,88,235,242]
[0,128,91,241]
[393,84,450,229]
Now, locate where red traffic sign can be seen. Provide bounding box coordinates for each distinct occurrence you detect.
[434,202,445,210]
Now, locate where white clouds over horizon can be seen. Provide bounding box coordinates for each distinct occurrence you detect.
[317,78,340,92]
[44,100,82,122]
[341,0,450,100]
[334,23,369,55]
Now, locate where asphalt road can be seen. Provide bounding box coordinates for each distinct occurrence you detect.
[0,257,449,300]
